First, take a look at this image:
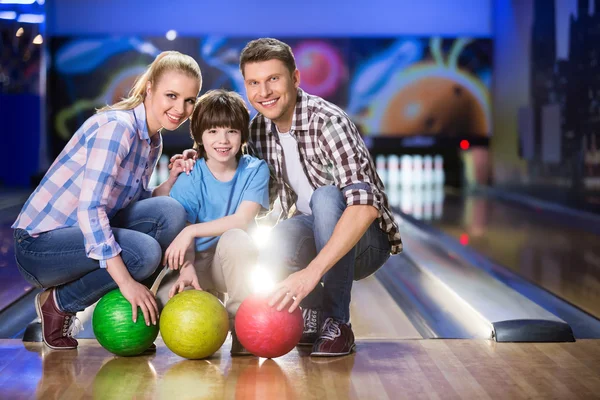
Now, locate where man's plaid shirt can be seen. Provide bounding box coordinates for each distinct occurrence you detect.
[248,88,402,255]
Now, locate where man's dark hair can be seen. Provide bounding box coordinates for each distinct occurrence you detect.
[239,38,296,77]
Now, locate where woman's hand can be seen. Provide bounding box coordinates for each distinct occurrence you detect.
[119,280,159,326]
[169,158,195,179]
[168,265,202,298]
[163,226,195,270]
[168,149,198,170]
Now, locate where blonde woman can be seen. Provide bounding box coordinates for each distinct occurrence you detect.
[12,51,201,350]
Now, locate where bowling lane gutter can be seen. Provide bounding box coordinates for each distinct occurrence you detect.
[390,209,600,341]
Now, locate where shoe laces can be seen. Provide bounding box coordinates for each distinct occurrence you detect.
[63,315,83,337]
[320,318,341,341]
[303,308,319,333]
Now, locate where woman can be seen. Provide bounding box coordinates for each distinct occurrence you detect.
[12,51,202,350]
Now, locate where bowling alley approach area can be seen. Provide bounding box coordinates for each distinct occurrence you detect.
[4,1,600,398]
[2,183,600,399]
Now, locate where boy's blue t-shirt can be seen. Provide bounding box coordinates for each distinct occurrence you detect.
[170,154,270,252]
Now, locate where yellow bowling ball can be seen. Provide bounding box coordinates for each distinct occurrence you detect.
[159,290,229,359]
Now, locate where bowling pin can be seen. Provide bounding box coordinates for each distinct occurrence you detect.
[149,169,158,188]
[433,182,445,219]
[387,155,400,187]
[433,155,445,186]
[158,154,170,184]
[412,155,423,187]
[400,154,413,187]
[423,184,433,220]
[400,185,413,215]
[388,182,400,208]
[423,155,433,186]
[412,183,424,220]
[376,154,387,188]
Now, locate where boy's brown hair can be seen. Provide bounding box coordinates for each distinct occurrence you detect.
[189,89,250,161]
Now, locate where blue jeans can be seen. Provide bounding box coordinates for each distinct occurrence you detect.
[262,185,391,323]
[13,197,187,313]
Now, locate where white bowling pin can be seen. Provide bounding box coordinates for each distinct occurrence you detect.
[158,154,170,184]
[433,182,445,219]
[376,154,387,188]
[387,155,400,187]
[400,154,413,187]
[434,155,445,186]
[423,155,433,186]
[412,155,423,187]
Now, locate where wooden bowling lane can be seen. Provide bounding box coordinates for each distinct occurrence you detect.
[1,338,599,399]
[430,190,600,319]
[350,275,422,340]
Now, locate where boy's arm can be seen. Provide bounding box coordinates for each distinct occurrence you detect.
[188,200,261,238]
[168,245,202,297]
[163,201,262,269]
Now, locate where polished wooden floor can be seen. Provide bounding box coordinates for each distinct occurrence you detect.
[1,277,599,400]
[1,338,599,399]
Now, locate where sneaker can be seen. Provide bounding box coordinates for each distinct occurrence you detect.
[310,318,356,357]
[35,289,81,350]
[230,329,252,356]
[298,308,321,346]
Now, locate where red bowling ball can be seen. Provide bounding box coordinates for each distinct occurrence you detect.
[234,294,303,358]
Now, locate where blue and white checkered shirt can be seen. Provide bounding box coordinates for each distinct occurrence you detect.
[13,103,162,266]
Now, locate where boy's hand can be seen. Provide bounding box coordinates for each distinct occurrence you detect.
[163,226,195,270]
[169,266,202,298]
[169,149,198,170]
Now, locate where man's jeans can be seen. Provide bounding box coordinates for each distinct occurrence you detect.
[13,197,187,313]
[262,185,391,323]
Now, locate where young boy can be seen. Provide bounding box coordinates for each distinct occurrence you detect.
[158,89,269,356]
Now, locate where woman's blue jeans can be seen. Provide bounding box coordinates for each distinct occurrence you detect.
[261,185,391,323]
[13,196,187,313]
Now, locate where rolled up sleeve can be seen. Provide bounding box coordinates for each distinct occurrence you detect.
[320,116,381,213]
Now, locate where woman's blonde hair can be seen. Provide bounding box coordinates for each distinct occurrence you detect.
[97,51,202,112]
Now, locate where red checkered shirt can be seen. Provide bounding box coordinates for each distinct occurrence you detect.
[248,89,402,255]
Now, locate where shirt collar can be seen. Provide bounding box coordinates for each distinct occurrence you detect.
[290,88,311,132]
[266,88,311,135]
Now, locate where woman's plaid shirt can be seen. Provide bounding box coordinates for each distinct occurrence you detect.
[248,89,402,255]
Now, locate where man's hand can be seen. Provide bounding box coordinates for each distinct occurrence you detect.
[168,149,198,170]
[163,226,195,270]
[119,280,159,326]
[168,265,202,298]
[268,268,321,313]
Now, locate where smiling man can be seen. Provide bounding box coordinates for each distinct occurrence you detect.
[240,38,403,357]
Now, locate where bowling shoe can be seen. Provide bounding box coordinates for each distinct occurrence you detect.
[310,318,356,357]
[35,289,79,350]
[298,308,321,346]
[230,329,252,356]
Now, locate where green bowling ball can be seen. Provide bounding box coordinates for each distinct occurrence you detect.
[92,289,159,356]
[159,290,229,359]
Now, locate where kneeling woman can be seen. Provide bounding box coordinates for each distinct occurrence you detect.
[12,51,202,349]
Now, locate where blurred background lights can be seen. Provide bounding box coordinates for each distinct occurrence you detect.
[166,30,177,41]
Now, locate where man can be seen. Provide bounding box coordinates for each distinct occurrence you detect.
[240,38,402,357]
